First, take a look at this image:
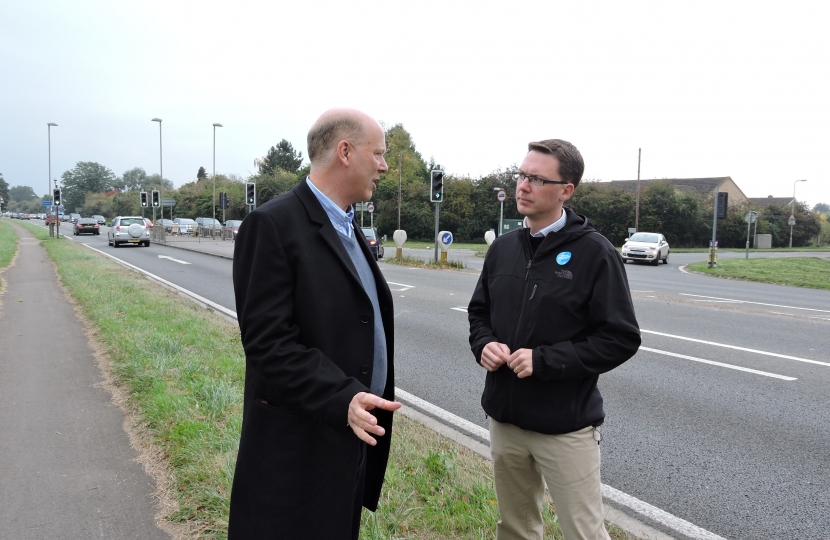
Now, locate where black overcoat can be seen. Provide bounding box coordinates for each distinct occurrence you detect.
[228,180,395,539]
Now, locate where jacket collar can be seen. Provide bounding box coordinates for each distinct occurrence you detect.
[292,178,371,289]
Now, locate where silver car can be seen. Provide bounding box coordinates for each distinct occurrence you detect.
[621,232,670,265]
[108,216,151,247]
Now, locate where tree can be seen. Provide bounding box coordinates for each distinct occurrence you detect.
[813,202,830,215]
[61,162,118,211]
[0,174,9,206]
[258,140,304,175]
[9,185,37,202]
[144,173,174,190]
[197,167,207,179]
[121,167,148,191]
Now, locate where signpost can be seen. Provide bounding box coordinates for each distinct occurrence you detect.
[788,214,796,248]
[744,211,759,259]
[41,201,53,206]
[367,202,375,228]
[495,189,506,236]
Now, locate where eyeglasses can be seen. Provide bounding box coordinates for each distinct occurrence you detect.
[513,172,570,187]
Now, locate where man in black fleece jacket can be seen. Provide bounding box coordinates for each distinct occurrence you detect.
[468,139,640,540]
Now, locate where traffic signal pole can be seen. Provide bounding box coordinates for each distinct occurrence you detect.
[434,202,440,262]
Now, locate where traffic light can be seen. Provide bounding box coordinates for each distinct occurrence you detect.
[152,190,160,207]
[140,191,148,208]
[430,170,444,203]
[53,188,61,206]
[246,182,256,206]
[219,191,228,209]
[716,192,728,219]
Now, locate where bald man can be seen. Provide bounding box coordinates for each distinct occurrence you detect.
[229,109,400,539]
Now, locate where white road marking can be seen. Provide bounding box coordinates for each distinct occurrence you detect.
[679,293,830,314]
[639,346,796,380]
[386,281,415,292]
[76,241,731,540]
[396,388,727,540]
[450,307,468,313]
[642,329,830,368]
[158,255,191,265]
[631,290,654,293]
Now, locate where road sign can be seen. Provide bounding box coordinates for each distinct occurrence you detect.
[367,202,375,214]
[162,198,176,208]
[438,230,453,251]
[41,201,53,206]
[354,202,368,212]
[496,190,506,202]
[788,215,796,226]
[745,211,758,224]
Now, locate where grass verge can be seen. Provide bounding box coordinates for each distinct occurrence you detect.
[402,241,487,251]
[686,257,830,290]
[0,220,18,269]
[384,255,466,270]
[33,232,630,539]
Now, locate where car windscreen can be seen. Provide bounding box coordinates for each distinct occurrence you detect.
[361,228,376,239]
[77,218,97,224]
[226,221,242,227]
[629,233,658,243]
[177,219,196,224]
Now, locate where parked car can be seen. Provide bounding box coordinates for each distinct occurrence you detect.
[73,217,100,235]
[108,216,150,247]
[173,218,196,234]
[156,219,174,233]
[91,215,106,225]
[222,219,243,240]
[621,232,670,265]
[361,227,384,260]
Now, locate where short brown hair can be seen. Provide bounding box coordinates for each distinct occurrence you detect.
[527,139,584,188]
[307,113,366,164]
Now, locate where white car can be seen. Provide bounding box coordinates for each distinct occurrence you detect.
[108,216,151,247]
[621,232,670,265]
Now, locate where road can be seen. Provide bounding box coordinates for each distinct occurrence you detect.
[65,224,830,540]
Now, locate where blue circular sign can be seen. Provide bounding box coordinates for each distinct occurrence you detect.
[556,251,572,265]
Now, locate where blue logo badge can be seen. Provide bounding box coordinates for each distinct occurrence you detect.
[556,252,572,265]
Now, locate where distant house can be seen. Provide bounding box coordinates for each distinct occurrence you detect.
[747,195,795,207]
[605,177,748,205]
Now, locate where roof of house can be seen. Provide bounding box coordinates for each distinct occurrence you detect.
[747,196,794,207]
[606,177,731,194]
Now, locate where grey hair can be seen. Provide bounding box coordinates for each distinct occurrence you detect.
[307,113,366,165]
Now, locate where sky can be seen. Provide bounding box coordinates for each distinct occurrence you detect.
[2,0,828,209]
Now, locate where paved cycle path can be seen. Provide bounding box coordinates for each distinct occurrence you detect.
[0,223,169,540]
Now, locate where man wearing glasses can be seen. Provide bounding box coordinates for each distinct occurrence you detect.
[468,139,640,539]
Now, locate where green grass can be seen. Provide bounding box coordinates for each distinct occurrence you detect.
[0,220,18,270]
[34,235,630,539]
[686,257,830,290]
[403,241,487,251]
[384,255,466,270]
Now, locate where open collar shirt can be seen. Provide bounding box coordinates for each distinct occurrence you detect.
[523,208,567,237]
[306,177,354,239]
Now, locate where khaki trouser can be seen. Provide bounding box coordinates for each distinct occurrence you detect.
[489,419,611,540]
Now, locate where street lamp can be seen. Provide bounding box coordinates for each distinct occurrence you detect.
[789,179,806,248]
[47,123,58,236]
[151,118,164,241]
[213,123,223,237]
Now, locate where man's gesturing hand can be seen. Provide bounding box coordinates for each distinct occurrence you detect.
[481,342,511,372]
[348,392,402,446]
[507,348,533,378]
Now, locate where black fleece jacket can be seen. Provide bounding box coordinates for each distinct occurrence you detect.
[468,208,641,435]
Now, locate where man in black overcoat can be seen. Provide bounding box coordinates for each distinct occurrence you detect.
[229,108,401,539]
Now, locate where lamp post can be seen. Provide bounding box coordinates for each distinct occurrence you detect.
[47,123,58,236]
[151,118,165,241]
[212,123,223,238]
[789,179,806,248]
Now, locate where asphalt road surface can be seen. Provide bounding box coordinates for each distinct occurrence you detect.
[66,225,830,540]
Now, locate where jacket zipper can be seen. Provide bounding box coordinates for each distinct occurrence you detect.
[508,259,532,351]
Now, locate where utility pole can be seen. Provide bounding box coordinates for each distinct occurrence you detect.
[635,148,641,232]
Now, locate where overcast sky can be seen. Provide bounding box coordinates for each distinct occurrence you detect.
[2,0,828,208]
